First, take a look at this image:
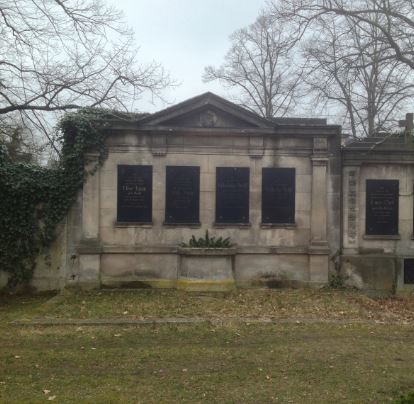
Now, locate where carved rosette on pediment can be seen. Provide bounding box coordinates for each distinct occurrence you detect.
[199,109,218,128]
[137,92,273,130]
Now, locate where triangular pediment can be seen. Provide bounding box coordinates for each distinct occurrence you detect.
[138,92,273,129]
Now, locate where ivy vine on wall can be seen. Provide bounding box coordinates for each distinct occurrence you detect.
[0,108,128,289]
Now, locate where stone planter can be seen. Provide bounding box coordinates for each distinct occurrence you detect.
[177,247,237,292]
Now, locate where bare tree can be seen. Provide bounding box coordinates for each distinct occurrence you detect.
[203,14,305,118]
[272,0,414,71]
[0,0,172,154]
[303,13,414,137]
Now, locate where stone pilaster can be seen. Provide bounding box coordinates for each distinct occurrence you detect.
[309,137,329,284]
[79,154,101,288]
[82,154,100,240]
[248,135,264,158]
[343,166,360,250]
[310,157,328,246]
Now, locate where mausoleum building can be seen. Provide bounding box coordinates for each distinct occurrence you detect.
[15,92,414,293]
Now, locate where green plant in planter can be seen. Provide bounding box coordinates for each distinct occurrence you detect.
[179,230,233,248]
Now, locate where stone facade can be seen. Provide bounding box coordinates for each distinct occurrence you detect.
[342,131,414,293]
[63,92,341,291]
[8,92,414,293]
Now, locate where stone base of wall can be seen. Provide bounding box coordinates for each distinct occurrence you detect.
[94,249,330,291]
[340,255,397,294]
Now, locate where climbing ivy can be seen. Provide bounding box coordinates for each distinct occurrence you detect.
[0,108,127,288]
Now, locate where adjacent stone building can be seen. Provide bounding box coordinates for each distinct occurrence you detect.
[342,128,414,293]
[7,92,414,293]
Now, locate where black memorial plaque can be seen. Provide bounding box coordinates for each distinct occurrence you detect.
[262,168,295,224]
[165,166,200,224]
[404,259,414,284]
[117,165,152,223]
[366,179,399,235]
[216,167,249,223]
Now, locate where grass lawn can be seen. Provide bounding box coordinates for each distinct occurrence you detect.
[1,289,414,403]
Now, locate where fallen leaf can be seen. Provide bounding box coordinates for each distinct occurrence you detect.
[114,334,121,337]
[48,396,56,401]
[14,355,21,359]
[43,389,50,395]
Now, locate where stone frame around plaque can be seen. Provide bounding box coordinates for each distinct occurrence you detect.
[164,166,200,225]
[117,165,153,224]
[215,167,250,225]
[365,179,399,236]
[261,167,296,225]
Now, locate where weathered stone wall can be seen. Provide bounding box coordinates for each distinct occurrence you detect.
[5,93,343,292]
[100,134,313,248]
[1,219,71,292]
[342,150,414,293]
[77,120,340,289]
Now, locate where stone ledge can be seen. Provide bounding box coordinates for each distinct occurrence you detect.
[163,222,202,228]
[213,223,251,229]
[260,223,297,229]
[178,247,237,256]
[99,245,178,254]
[115,222,153,228]
[78,245,327,255]
[363,234,401,240]
[81,245,320,255]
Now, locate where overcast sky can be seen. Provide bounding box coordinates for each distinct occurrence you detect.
[113,0,268,112]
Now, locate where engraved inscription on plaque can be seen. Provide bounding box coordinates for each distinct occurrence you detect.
[165,166,200,224]
[216,167,249,223]
[262,168,295,224]
[366,179,399,235]
[117,165,152,223]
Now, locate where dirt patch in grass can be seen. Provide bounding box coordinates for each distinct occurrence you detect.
[17,288,371,322]
[348,294,414,323]
[13,288,414,324]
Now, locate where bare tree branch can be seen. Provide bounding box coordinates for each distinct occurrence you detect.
[0,0,173,155]
[270,0,414,136]
[203,14,306,118]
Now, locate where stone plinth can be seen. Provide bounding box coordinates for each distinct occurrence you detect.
[177,248,236,292]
